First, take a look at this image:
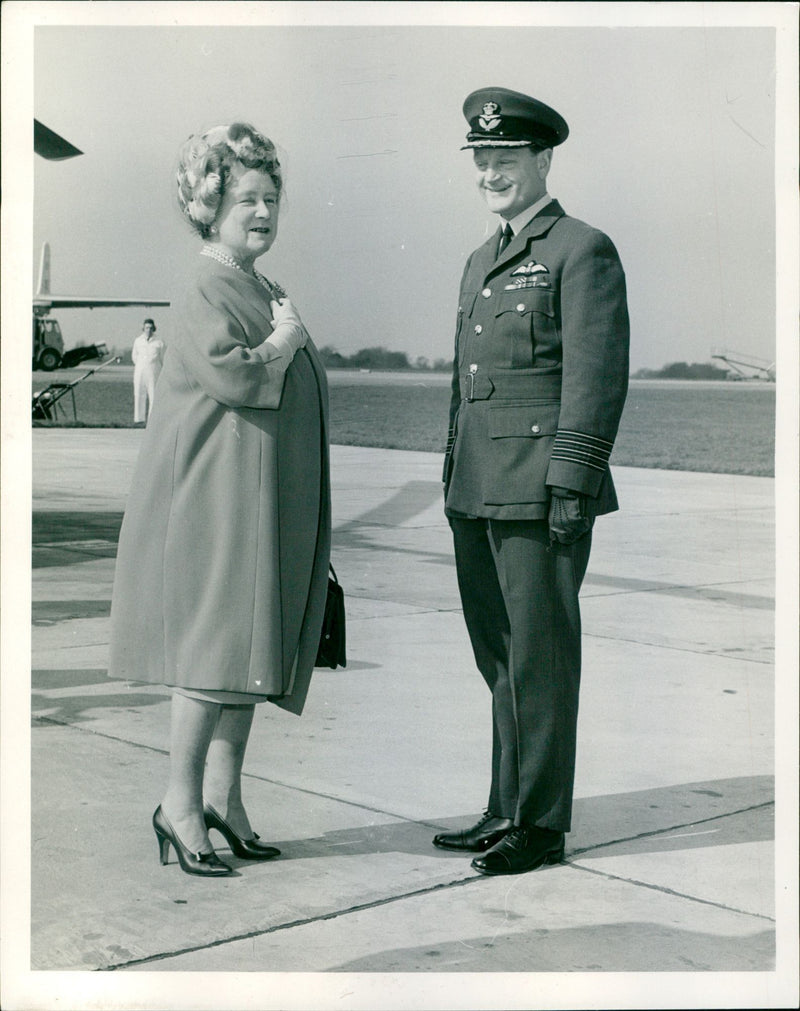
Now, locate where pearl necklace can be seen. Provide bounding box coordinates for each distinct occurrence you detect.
[200,244,286,298]
[201,243,250,272]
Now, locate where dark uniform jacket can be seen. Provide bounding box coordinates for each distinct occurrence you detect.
[443,199,630,520]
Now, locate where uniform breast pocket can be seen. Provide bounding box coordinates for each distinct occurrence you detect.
[494,289,557,368]
[484,401,560,505]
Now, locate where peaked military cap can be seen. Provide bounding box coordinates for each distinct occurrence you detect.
[461,87,569,150]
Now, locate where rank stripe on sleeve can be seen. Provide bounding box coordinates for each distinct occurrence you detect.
[550,430,614,472]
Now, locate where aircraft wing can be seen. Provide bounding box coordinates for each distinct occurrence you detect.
[34,296,170,310]
[33,245,170,312]
[34,120,83,161]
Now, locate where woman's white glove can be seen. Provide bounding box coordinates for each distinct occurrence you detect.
[269,298,307,356]
[250,298,308,369]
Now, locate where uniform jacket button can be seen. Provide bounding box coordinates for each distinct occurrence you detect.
[474,324,482,334]
[517,303,526,312]
[482,287,492,297]
[531,424,541,434]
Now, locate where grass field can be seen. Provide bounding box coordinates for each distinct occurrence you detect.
[32,371,776,477]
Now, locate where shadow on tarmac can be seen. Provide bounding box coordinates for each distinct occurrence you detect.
[33,667,119,688]
[256,777,774,862]
[32,688,167,722]
[328,921,776,972]
[32,510,124,568]
[33,600,111,623]
[32,497,775,618]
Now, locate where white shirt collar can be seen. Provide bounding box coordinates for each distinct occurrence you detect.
[502,193,553,236]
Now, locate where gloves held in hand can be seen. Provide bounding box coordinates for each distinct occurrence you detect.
[548,487,594,545]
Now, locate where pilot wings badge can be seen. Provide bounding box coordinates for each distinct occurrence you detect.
[478,101,502,132]
[511,261,549,277]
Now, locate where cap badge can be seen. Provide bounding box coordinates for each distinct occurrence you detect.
[478,101,502,132]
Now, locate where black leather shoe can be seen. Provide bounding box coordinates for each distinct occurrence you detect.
[433,811,514,852]
[203,802,281,860]
[471,825,565,875]
[153,806,233,877]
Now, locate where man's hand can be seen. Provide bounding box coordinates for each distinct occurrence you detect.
[548,487,593,545]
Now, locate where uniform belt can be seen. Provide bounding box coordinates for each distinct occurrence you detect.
[459,370,562,401]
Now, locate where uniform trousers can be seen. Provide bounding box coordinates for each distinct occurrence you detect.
[450,516,592,833]
[133,364,160,424]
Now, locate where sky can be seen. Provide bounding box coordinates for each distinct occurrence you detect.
[16,6,792,372]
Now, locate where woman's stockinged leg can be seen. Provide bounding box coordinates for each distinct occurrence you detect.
[161,692,221,854]
[204,704,257,838]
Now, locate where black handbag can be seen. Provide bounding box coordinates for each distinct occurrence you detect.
[315,564,346,669]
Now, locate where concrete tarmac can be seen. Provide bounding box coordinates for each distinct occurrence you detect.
[20,429,794,1007]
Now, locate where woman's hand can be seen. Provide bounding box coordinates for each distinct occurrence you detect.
[266,298,307,359]
[270,298,305,332]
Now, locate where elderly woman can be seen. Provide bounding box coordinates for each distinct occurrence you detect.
[109,123,331,877]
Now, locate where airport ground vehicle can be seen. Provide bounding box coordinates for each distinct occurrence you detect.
[31,241,168,370]
[33,129,169,371]
[32,315,109,371]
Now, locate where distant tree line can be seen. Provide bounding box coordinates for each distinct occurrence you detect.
[99,349,735,380]
[317,346,452,371]
[100,344,452,371]
[632,361,730,380]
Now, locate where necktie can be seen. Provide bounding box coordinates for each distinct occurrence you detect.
[497,223,513,258]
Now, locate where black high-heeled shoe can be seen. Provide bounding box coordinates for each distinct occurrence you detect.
[203,802,281,860]
[153,805,233,877]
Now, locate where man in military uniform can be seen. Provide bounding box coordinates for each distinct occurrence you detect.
[434,87,629,875]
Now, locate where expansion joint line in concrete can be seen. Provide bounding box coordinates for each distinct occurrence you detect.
[568,800,775,861]
[33,714,169,757]
[31,713,448,829]
[567,800,776,923]
[347,601,465,617]
[587,577,773,601]
[32,716,776,842]
[101,874,481,971]
[102,829,776,971]
[34,716,777,946]
[565,861,776,924]
[585,630,774,665]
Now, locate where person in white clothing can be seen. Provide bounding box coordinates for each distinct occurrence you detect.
[132,318,165,423]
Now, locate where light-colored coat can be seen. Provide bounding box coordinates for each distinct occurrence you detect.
[443,199,629,520]
[109,258,330,715]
